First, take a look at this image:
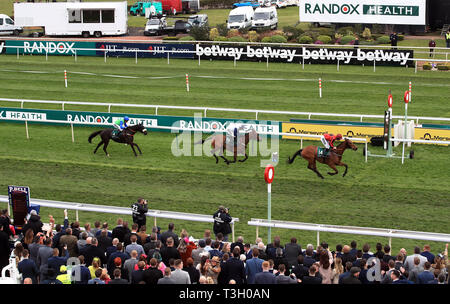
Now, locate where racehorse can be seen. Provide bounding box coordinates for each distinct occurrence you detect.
[287,138,358,179]
[196,130,261,165]
[88,124,148,157]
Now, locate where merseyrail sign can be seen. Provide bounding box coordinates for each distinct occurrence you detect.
[299,0,426,25]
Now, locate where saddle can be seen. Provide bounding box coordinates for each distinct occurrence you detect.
[112,129,122,141]
[317,147,332,158]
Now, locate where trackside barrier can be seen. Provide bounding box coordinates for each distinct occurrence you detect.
[0,195,239,243]
[1,97,449,124]
[392,138,450,163]
[247,219,450,248]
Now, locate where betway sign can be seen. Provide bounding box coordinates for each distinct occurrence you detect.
[299,0,426,25]
[196,44,414,66]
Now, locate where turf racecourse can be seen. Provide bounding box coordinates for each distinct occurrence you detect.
[0,54,449,254]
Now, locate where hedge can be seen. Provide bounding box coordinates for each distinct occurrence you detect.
[317,35,332,44]
[340,35,355,45]
[298,35,313,44]
[376,35,391,44]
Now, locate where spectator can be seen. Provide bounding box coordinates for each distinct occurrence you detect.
[70,221,81,239]
[52,211,69,250]
[429,40,436,57]
[77,232,88,251]
[436,273,446,285]
[243,243,252,261]
[126,234,145,258]
[353,250,363,267]
[131,261,146,284]
[301,265,322,284]
[37,237,53,281]
[80,237,106,267]
[362,243,373,260]
[390,269,405,284]
[59,228,78,258]
[390,32,398,49]
[160,223,179,248]
[111,218,128,242]
[421,245,435,264]
[381,260,397,284]
[106,238,119,261]
[220,242,231,257]
[276,264,298,284]
[161,237,181,266]
[342,267,361,284]
[124,223,140,247]
[40,268,62,285]
[291,255,308,282]
[143,233,158,255]
[222,247,246,284]
[109,268,129,284]
[158,267,175,284]
[71,255,91,284]
[408,257,424,284]
[22,210,43,236]
[18,249,39,284]
[137,226,149,245]
[143,258,163,284]
[0,209,12,238]
[88,268,105,284]
[97,229,113,253]
[404,246,428,271]
[446,29,450,48]
[349,241,358,257]
[123,250,139,283]
[212,206,232,242]
[303,248,315,268]
[431,254,445,274]
[147,240,163,263]
[254,261,276,284]
[107,243,129,276]
[171,259,191,284]
[339,262,353,284]
[88,257,102,279]
[28,234,44,265]
[266,236,283,261]
[273,247,289,271]
[418,262,434,284]
[358,259,369,284]
[383,244,395,263]
[22,229,34,251]
[47,247,69,275]
[183,257,200,284]
[56,265,71,284]
[191,239,208,268]
[231,236,245,255]
[257,242,268,261]
[334,244,343,259]
[204,238,213,252]
[178,237,196,266]
[111,257,129,282]
[341,245,355,266]
[394,253,405,271]
[246,248,264,284]
[131,198,148,231]
[84,223,95,238]
[318,250,332,284]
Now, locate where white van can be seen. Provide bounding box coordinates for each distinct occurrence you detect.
[227,6,254,30]
[252,6,277,30]
[0,14,23,36]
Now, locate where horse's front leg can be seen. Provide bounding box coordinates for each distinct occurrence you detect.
[239,153,248,162]
[337,161,348,177]
[130,143,138,157]
[220,156,230,165]
[133,142,143,155]
[103,140,110,157]
[326,163,339,176]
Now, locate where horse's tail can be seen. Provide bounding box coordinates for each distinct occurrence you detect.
[287,149,303,164]
[88,130,102,143]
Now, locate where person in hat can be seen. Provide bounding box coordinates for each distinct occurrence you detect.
[113,116,130,138]
[40,267,62,284]
[56,265,71,284]
[342,267,362,284]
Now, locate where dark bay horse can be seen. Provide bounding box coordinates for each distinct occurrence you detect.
[88,124,148,157]
[287,138,358,179]
[197,130,261,165]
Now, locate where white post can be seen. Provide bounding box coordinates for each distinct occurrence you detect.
[17,47,19,59]
[135,51,138,64]
[64,70,68,88]
[234,55,236,67]
[266,56,269,70]
[167,52,170,65]
[46,49,48,61]
[319,78,322,98]
[402,103,408,165]
[337,59,340,72]
[409,81,412,103]
[71,123,74,143]
[365,141,368,163]
[373,60,376,72]
[25,121,29,140]
[75,50,77,63]
[414,60,417,74]
[104,50,107,63]
[302,56,304,70]
[198,54,201,66]
[186,74,190,92]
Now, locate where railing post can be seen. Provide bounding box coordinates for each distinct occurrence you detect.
[71,123,74,143]
[104,50,107,63]
[108,104,111,113]
[255,224,259,241]
[76,210,79,222]
[232,222,235,243]
[154,217,157,228]
[317,230,320,247]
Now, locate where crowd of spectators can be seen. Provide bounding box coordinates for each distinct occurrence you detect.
[0,207,449,285]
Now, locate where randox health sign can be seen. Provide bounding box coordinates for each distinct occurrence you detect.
[299,0,426,25]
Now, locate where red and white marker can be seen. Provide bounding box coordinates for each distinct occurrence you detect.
[264,164,274,243]
[64,70,67,88]
[319,78,322,98]
[264,164,275,184]
[387,93,393,108]
[186,73,189,92]
[408,81,412,103]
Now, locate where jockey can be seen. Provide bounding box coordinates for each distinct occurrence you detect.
[226,122,245,147]
[113,116,130,135]
[321,133,342,154]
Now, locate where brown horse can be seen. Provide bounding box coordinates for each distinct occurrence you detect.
[197,130,261,165]
[287,138,358,179]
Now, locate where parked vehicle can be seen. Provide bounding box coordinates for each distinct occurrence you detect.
[227,6,254,30]
[160,0,199,15]
[144,16,192,36]
[233,1,260,9]
[188,14,208,27]
[13,1,127,38]
[252,6,277,30]
[130,1,162,17]
[271,0,287,9]
[0,14,23,36]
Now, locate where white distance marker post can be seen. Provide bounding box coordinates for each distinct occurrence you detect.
[402,90,410,164]
[264,164,275,244]
[186,74,190,92]
[319,78,322,98]
[64,70,68,88]
[409,81,412,103]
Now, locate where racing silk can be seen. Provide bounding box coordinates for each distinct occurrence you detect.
[226,123,245,138]
[323,133,339,148]
[114,119,128,131]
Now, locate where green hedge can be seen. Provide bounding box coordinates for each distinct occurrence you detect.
[422,64,432,70]
[437,64,449,71]
[340,35,355,45]
[229,36,247,42]
[298,35,313,44]
[376,35,391,44]
[270,35,288,44]
[213,36,228,41]
[179,36,195,41]
[317,35,332,44]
